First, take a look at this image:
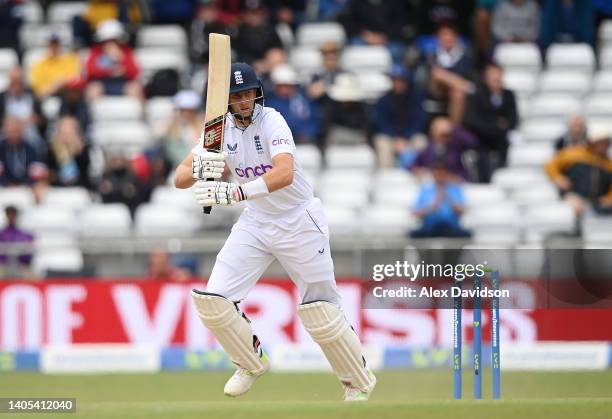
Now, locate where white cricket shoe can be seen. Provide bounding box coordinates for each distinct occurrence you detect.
[224,363,269,397]
[343,370,377,402]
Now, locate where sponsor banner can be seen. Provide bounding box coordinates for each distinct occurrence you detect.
[1,280,612,350]
[41,344,159,374]
[0,351,39,371]
[502,342,611,371]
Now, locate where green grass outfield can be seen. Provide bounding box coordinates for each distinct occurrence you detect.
[1,370,611,419]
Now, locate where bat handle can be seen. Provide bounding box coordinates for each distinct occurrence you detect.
[203,177,214,214]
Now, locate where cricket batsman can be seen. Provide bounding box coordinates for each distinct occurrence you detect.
[173,62,376,401]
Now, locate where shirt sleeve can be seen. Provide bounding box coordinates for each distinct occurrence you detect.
[191,131,205,155]
[263,110,295,158]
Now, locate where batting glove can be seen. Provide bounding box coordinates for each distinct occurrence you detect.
[192,151,226,180]
[194,180,246,207]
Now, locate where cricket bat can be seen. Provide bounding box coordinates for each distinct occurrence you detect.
[202,33,231,214]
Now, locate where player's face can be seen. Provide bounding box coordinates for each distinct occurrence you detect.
[229,89,257,118]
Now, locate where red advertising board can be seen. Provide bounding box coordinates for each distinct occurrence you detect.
[1,279,611,350]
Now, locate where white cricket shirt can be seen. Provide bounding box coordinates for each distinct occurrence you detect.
[193,104,314,220]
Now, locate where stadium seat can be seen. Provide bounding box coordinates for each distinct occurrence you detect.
[32,247,84,277]
[134,204,200,237]
[151,186,200,212]
[47,2,88,24]
[42,187,92,212]
[19,24,73,50]
[322,205,359,235]
[0,187,35,213]
[584,94,612,118]
[135,48,188,81]
[22,0,43,23]
[296,22,346,48]
[462,204,521,238]
[0,72,7,91]
[0,49,18,73]
[510,184,560,207]
[538,71,591,96]
[340,46,392,73]
[524,202,575,242]
[146,97,175,125]
[493,42,542,72]
[79,204,132,237]
[296,144,322,172]
[591,71,612,92]
[320,190,369,210]
[355,71,392,102]
[546,43,595,73]
[326,145,376,171]
[599,20,612,46]
[373,168,418,190]
[91,96,143,122]
[34,233,78,251]
[318,170,372,197]
[600,45,612,70]
[582,214,612,243]
[22,47,47,75]
[289,47,323,81]
[372,187,419,208]
[41,96,62,120]
[492,167,551,191]
[361,205,417,236]
[502,70,538,97]
[92,121,152,152]
[462,184,506,208]
[520,118,566,143]
[507,143,555,167]
[137,25,187,51]
[22,205,78,235]
[527,94,581,119]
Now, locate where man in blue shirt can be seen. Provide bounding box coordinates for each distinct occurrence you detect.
[411,161,471,238]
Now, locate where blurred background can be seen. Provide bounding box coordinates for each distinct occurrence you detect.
[1,0,612,375]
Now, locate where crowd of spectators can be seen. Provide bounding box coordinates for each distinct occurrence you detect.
[2,0,612,264]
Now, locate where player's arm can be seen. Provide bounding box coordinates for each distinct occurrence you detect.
[174,151,226,189]
[261,152,294,192]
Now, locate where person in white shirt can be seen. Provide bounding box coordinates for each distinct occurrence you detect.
[174,62,376,401]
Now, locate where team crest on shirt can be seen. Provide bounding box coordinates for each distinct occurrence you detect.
[254,135,264,154]
[227,143,238,154]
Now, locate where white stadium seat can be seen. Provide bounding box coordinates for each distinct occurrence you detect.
[582,214,612,243]
[373,169,418,190]
[0,187,35,213]
[135,48,188,81]
[599,20,612,45]
[20,24,73,49]
[584,94,612,118]
[92,121,152,152]
[42,187,92,212]
[326,145,376,171]
[462,184,506,208]
[289,47,323,81]
[22,206,77,235]
[538,71,591,96]
[91,96,143,122]
[32,247,84,276]
[23,1,43,23]
[320,190,369,210]
[48,2,88,24]
[151,186,200,212]
[79,204,132,237]
[296,144,322,172]
[493,43,542,72]
[591,71,612,92]
[322,205,359,235]
[318,170,372,196]
[492,167,551,191]
[462,203,521,230]
[340,46,392,73]
[546,43,595,73]
[502,71,538,97]
[22,48,47,75]
[527,94,581,119]
[373,187,419,208]
[520,118,566,143]
[507,144,555,167]
[524,202,575,242]
[296,22,346,48]
[137,25,188,51]
[0,49,18,72]
[134,204,199,237]
[511,184,560,207]
[355,71,392,102]
[600,46,612,70]
[146,97,175,125]
[361,205,417,236]
[34,233,78,251]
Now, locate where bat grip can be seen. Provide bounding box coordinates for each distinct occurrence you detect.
[203,177,214,214]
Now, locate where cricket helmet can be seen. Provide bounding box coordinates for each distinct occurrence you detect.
[229,62,264,103]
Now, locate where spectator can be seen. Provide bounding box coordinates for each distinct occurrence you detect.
[492,0,540,43]
[555,115,587,151]
[411,162,471,238]
[541,0,594,49]
[147,248,191,281]
[233,1,283,69]
[0,67,45,150]
[463,63,518,182]
[189,0,228,65]
[0,117,48,187]
[0,206,34,278]
[0,0,22,53]
[473,0,498,62]
[426,24,474,123]
[28,34,81,100]
[85,19,143,101]
[97,151,147,215]
[46,117,96,189]
[545,128,612,216]
[155,90,203,173]
[413,116,478,181]
[373,64,426,169]
[323,73,370,146]
[266,64,321,145]
[307,41,343,102]
[59,78,92,133]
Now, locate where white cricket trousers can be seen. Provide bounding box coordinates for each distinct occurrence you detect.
[206,198,341,305]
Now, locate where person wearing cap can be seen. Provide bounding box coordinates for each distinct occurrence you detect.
[266,64,321,146]
[545,127,612,216]
[373,64,426,168]
[85,19,142,101]
[323,73,370,146]
[155,90,204,170]
[29,34,81,99]
[307,41,343,102]
[555,115,587,151]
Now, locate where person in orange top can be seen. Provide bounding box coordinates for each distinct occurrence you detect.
[545,127,612,215]
[84,19,143,101]
[29,34,81,99]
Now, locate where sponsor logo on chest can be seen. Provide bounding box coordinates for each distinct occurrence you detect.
[235,163,273,178]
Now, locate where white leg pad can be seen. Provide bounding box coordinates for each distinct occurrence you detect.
[191,290,268,375]
[297,301,375,392]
